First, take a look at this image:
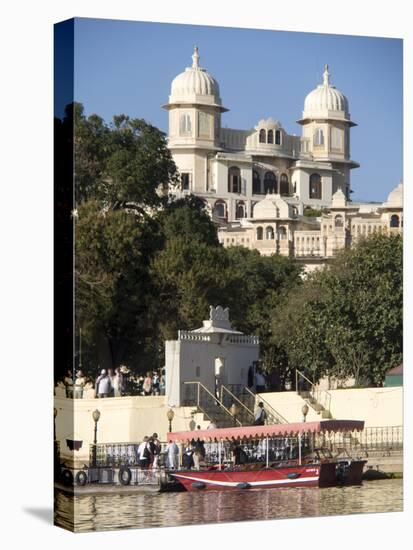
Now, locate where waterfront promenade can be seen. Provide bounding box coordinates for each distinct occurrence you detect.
[54,386,402,466]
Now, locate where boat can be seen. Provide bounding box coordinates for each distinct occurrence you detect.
[162,420,366,492]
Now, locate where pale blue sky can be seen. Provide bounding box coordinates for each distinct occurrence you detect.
[72,18,403,202]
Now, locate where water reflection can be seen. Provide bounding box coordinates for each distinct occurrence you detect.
[54,479,403,533]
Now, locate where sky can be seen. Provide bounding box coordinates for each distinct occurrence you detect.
[71,18,403,203]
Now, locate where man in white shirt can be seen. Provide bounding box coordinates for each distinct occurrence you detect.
[137,436,150,469]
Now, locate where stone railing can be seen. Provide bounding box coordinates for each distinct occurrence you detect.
[178,330,212,342]
[226,335,259,346]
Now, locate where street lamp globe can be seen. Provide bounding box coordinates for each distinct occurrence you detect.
[92,409,101,423]
[230,403,239,417]
[167,408,175,422]
[302,403,309,421]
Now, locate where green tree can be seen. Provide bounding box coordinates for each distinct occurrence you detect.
[272,234,403,387]
[75,200,159,372]
[74,103,178,209]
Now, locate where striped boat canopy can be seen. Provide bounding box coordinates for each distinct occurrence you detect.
[167,420,365,442]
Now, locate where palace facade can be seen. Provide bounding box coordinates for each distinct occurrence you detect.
[164,47,402,270]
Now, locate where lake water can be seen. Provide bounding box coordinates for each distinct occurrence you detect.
[54,479,403,532]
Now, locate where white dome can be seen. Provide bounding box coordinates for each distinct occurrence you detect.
[384,182,403,208]
[169,47,222,107]
[303,65,350,120]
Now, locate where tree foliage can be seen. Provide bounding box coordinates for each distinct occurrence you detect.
[271,234,403,386]
[74,103,178,209]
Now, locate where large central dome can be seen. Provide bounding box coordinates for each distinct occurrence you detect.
[168,47,225,109]
[302,65,351,121]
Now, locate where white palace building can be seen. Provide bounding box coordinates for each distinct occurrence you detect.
[164,47,403,270]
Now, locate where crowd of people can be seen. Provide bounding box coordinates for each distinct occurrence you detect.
[59,367,166,398]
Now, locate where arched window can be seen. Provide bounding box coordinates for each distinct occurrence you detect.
[314,128,324,146]
[275,130,281,145]
[228,166,241,193]
[309,173,322,199]
[335,215,343,227]
[267,130,274,144]
[278,226,287,240]
[236,201,246,219]
[213,200,226,219]
[390,214,400,228]
[264,171,277,194]
[259,129,266,143]
[280,173,289,195]
[266,226,274,240]
[256,227,263,240]
[252,170,261,194]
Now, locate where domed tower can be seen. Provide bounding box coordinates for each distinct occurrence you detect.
[163,47,228,194]
[297,65,359,203]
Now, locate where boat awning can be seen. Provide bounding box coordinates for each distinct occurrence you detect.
[167,420,365,442]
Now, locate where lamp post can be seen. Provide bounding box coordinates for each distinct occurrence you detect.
[92,409,101,468]
[167,408,174,433]
[299,403,309,465]
[302,403,309,423]
[230,403,239,426]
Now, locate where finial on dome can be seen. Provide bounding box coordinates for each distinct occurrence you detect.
[192,45,200,68]
[323,64,330,86]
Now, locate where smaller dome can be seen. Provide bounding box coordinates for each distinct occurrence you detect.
[255,117,283,129]
[331,188,347,208]
[253,195,290,219]
[169,47,222,107]
[384,182,403,208]
[302,65,350,120]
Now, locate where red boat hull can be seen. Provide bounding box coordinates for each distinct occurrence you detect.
[170,465,321,491]
[169,460,366,492]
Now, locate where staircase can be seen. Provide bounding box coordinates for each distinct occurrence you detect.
[182,381,242,428]
[224,385,288,425]
[296,370,333,419]
[182,381,289,428]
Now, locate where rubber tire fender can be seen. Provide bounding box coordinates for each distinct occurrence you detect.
[75,470,88,486]
[61,469,74,487]
[119,466,132,486]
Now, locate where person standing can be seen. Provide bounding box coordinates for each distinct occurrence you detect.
[253,402,267,426]
[113,368,124,397]
[96,369,112,398]
[64,369,74,398]
[108,369,115,397]
[73,370,86,399]
[150,433,161,469]
[166,440,180,469]
[137,436,151,469]
[142,372,152,396]
[159,370,166,395]
[152,371,160,395]
[182,444,194,469]
[255,369,266,393]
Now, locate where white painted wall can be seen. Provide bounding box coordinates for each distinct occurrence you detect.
[165,333,259,406]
